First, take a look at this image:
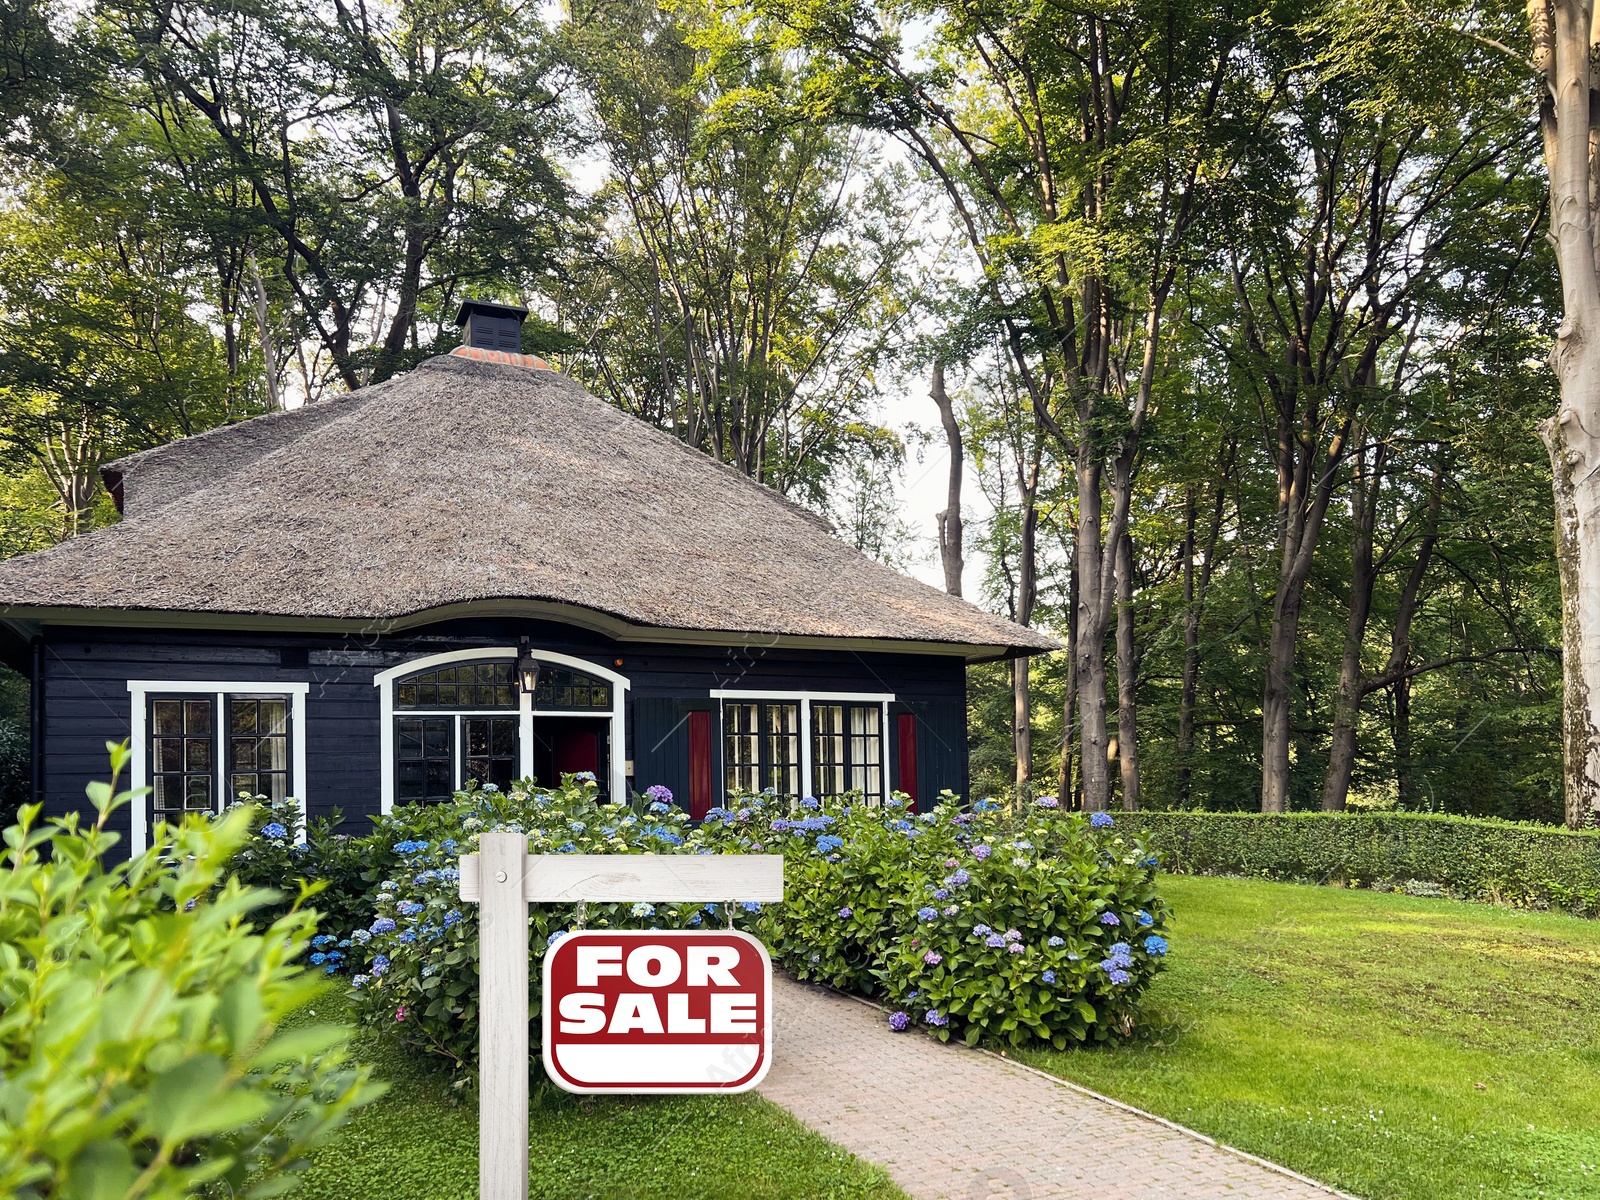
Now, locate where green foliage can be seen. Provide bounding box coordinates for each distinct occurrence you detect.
[0,744,381,1200]
[230,777,1172,1073]
[1131,810,1600,915]
[696,794,1170,1048]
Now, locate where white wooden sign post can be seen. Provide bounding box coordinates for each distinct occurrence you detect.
[459,834,785,1200]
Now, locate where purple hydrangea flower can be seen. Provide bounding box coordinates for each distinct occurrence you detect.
[972,924,992,936]
[1007,942,1025,955]
[985,934,1006,948]
[1003,929,1021,942]
[1100,912,1120,926]
[1090,812,1114,828]
[889,1011,911,1031]
[934,889,950,901]
[942,905,959,916]
[948,869,971,886]
[917,906,938,921]
[838,906,854,919]
[645,784,673,805]
[1034,795,1059,808]
[1108,967,1131,985]
[926,1009,949,1027]
[923,951,942,965]
[972,845,993,861]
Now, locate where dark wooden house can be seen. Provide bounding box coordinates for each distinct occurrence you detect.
[0,305,1054,852]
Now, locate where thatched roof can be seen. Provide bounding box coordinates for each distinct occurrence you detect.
[0,351,1057,658]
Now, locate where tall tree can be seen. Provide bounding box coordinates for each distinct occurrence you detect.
[1527,0,1600,826]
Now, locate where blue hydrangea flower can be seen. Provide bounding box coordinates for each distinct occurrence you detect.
[312,934,336,948]
[1034,795,1060,808]
[574,771,597,783]
[917,906,938,921]
[397,900,424,916]
[557,841,578,853]
[689,912,703,926]
[398,930,416,943]
[1100,912,1120,926]
[350,928,372,945]
[972,798,998,812]
[648,801,671,815]
[1041,969,1056,983]
[889,1011,911,1031]
[1047,935,1065,947]
[1108,967,1131,985]
[393,839,430,854]
[925,1009,949,1027]
[308,952,327,965]
[261,822,288,841]
[351,974,371,988]
[548,930,567,946]
[372,954,390,973]
[800,795,820,810]
[569,821,588,833]
[1108,942,1132,963]
[838,906,854,919]
[631,902,656,917]
[1137,910,1154,927]
[1144,935,1169,956]
[742,901,762,913]
[985,933,1006,948]
[972,924,992,936]
[1090,812,1114,828]
[933,889,949,901]
[948,869,971,886]
[442,910,462,928]
[369,917,396,935]
[816,835,844,854]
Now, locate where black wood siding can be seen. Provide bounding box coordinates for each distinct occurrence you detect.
[35,617,972,845]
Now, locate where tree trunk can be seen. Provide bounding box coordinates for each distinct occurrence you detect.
[1528,0,1600,827]
[1013,658,1032,795]
[931,360,965,597]
[1058,542,1080,808]
[1261,588,1303,813]
[1394,677,1415,806]
[1114,529,1141,810]
[1322,442,1382,811]
[1013,449,1040,795]
[1177,488,1199,805]
[1075,454,1112,811]
[248,253,283,411]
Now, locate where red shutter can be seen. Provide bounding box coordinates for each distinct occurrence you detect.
[896,712,919,810]
[688,710,713,820]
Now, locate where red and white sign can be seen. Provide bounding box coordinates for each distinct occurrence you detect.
[542,929,772,1094]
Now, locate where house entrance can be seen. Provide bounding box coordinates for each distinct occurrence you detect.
[531,717,611,801]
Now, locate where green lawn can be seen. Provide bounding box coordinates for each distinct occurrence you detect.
[295,1026,904,1200]
[1016,874,1600,1200]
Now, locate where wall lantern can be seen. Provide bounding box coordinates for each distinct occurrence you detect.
[516,641,541,695]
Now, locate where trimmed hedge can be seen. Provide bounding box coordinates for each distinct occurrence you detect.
[1131,810,1600,916]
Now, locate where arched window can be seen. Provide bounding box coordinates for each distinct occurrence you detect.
[375,649,631,813]
[393,659,519,802]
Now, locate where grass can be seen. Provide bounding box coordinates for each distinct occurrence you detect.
[1014,874,1600,1200]
[293,1019,905,1200]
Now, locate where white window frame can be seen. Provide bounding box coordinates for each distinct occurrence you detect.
[709,689,895,805]
[374,648,630,813]
[128,680,311,857]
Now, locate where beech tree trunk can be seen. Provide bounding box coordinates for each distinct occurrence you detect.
[931,360,965,597]
[1013,448,1041,795]
[1058,545,1080,807]
[1114,530,1141,810]
[1529,0,1600,827]
[1322,440,1383,810]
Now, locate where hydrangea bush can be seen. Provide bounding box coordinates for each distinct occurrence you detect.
[697,792,1169,1047]
[230,774,1170,1074]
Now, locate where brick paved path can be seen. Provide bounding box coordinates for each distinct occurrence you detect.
[759,975,1348,1200]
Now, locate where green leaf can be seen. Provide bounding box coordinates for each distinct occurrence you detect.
[64,1139,138,1200]
[250,1023,348,1068]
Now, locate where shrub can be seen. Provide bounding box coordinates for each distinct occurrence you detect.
[0,744,381,1200]
[697,793,1169,1047]
[1132,810,1600,915]
[232,777,1171,1072]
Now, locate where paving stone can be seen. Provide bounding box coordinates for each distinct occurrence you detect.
[759,975,1346,1200]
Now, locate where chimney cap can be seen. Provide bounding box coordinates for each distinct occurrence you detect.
[454,297,529,326]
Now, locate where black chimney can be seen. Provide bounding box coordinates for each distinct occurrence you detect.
[455,298,529,353]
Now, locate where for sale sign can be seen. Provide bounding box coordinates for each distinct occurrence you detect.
[542,929,772,1094]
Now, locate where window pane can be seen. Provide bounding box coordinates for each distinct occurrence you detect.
[231,703,257,735]
[232,739,257,770]
[185,738,211,772]
[261,700,287,735]
[260,736,287,772]
[153,700,183,736]
[184,700,212,735]
[395,661,517,710]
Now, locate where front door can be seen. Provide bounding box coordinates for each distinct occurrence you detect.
[532,717,610,800]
